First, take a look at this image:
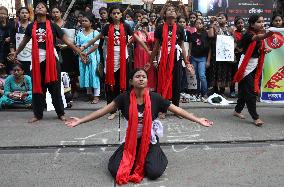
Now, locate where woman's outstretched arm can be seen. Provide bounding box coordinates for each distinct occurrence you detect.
[167,104,213,127]
[65,101,117,127]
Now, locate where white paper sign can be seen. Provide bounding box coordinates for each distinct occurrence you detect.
[216,35,234,62]
[61,28,76,43]
[16,33,32,61]
[46,73,67,111]
[122,0,143,5]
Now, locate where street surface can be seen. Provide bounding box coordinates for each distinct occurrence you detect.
[0,99,284,186]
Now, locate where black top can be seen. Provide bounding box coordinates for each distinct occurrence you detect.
[189,31,209,57]
[114,91,171,121]
[240,32,261,58]
[101,23,133,46]
[25,22,64,50]
[154,24,185,46]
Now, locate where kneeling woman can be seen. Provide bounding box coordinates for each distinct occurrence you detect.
[65,68,213,185]
[0,64,32,109]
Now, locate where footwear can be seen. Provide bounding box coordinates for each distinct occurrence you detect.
[233,111,245,119]
[254,119,264,126]
[108,113,116,120]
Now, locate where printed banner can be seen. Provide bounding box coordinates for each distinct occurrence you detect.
[122,0,143,5]
[192,0,273,25]
[16,33,32,61]
[103,0,122,3]
[261,28,284,103]
[216,35,234,62]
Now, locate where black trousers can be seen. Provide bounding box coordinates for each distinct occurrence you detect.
[108,139,168,180]
[172,59,182,107]
[235,69,259,120]
[105,70,121,114]
[32,61,64,119]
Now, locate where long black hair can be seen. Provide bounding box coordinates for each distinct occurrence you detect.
[270,13,283,27]
[108,5,124,23]
[248,14,263,31]
[34,1,51,20]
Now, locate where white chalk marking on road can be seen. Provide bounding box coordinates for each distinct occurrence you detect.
[74,130,111,140]
[203,145,211,150]
[167,134,200,138]
[79,140,85,151]
[133,177,168,186]
[171,145,189,153]
[100,147,106,152]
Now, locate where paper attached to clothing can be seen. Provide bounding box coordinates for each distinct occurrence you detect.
[16,33,32,61]
[216,35,235,62]
[46,73,67,111]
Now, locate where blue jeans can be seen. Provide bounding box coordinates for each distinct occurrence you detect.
[191,56,208,96]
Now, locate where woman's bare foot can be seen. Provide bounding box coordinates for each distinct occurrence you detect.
[108,113,116,120]
[28,117,41,123]
[58,115,67,121]
[233,111,245,119]
[254,119,264,126]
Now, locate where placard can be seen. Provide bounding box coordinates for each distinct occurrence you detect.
[16,33,32,61]
[216,35,234,62]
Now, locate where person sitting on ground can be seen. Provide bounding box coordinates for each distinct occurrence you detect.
[65,68,213,185]
[0,63,8,97]
[0,63,32,109]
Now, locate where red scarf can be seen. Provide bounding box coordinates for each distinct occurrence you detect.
[234,30,243,42]
[116,89,152,185]
[233,36,265,94]
[32,20,57,94]
[106,23,127,91]
[157,23,177,99]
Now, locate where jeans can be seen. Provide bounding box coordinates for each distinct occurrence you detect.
[191,56,208,96]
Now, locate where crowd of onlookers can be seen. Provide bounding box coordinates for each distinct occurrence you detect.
[0,1,283,114]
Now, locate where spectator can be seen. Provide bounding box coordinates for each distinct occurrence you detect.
[11,7,31,76]
[189,18,211,101]
[0,6,15,73]
[0,63,7,97]
[149,12,157,32]
[270,14,283,28]
[76,13,101,104]
[0,63,32,109]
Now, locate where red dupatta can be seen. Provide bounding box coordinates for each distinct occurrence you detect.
[116,89,152,185]
[105,23,127,91]
[32,20,57,94]
[157,23,177,99]
[233,35,265,94]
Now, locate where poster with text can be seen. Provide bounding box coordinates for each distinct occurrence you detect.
[16,33,32,61]
[261,28,284,103]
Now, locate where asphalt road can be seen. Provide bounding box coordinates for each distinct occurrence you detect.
[0,100,283,186]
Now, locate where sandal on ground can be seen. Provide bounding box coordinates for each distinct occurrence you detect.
[233,111,245,119]
[254,119,264,126]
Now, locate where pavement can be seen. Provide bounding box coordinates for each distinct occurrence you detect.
[0,99,284,186]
